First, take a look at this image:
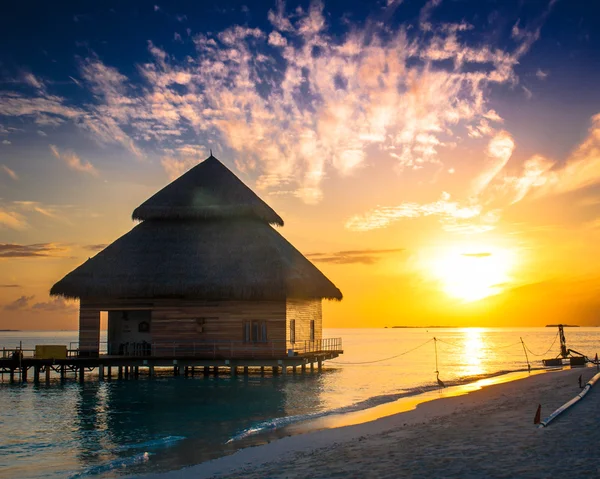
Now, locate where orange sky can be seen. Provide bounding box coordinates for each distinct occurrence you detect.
[2,0,600,329]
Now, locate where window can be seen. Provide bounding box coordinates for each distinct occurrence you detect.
[244,321,267,343]
[290,319,296,344]
[310,320,315,341]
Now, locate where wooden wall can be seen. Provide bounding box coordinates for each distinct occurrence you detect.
[285,299,322,346]
[79,306,100,356]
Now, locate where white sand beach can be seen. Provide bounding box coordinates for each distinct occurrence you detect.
[136,367,600,479]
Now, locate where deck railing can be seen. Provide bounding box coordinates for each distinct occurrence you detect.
[1,338,342,360]
[72,338,342,359]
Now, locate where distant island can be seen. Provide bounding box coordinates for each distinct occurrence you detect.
[0,329,21,332]
[546,324,579,327]
[389,326,457,329]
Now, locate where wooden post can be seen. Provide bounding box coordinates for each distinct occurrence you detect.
[9,369,15,383]
[213,366,219,376]
[310,362,314,372]
[184,366,189,377]
[243,366,249,375]
[191,366,195,376]
[34,365,40,383]
[231,365,237,376]
[124,366,129,379]
[317,359,322,372]
[282,365,287,376]
[203,366,209,376]
[260,366,265,375]
[45,366,51,383]
[272,366,279,375]
[99,365,104,380]
[178,365,184,376]
[21,366,28,382]
[293,366,297,374]
[79,366,85,383]
[134,366,139,378]
[107,366,112,379]
[118,366,123,379]
[60,365,66,381]
[149,365,154,377]
[301,364,306,374]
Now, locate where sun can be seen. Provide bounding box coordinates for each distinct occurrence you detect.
[429,246,514,302]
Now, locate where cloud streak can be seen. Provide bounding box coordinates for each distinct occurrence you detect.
[50,144,98,176]
[306,248,405,265]
[0,243,68,258]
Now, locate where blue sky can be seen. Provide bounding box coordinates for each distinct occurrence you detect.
[2,0,600,329]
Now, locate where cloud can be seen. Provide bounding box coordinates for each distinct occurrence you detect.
[49,144,99,176]
[4,295,34,311]
[306,248,405,264]
[37,130,47,137]
[536,69,548,80]
[0,211,28,230]
[2,140,11,145]
[0,243,68,258]
[472,131,515,194]
[3,295,78,312]
[83,243,107,251]
[1,165,18,181]
[345,192,483,232]
[0,1,551,204]
[31,297,78,312]
[0,284,20,288]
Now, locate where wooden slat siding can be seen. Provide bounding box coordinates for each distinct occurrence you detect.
[79,307,100,353]
[286,299,322,350]
[151,301,286,342]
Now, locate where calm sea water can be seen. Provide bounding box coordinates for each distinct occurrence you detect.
[1,327,598,479]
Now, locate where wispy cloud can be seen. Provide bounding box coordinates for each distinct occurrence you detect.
[83,243,107,251]
[3,295,77,312]
[0,243,68,258]
[1,165,18,181]
[0,1,550,204]
[0,211,29,230]
[306,248,405,264]
[49,144,99,176]
[0,284,21,288]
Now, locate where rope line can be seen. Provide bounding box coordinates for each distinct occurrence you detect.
[329,338,434,365]
[523,332,560,357]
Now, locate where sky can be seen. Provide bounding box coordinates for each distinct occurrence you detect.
[1,0,600,330]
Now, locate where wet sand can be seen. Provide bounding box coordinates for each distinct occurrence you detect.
[137,367,600,479]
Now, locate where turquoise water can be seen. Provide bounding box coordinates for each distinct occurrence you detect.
[1,327,599,478]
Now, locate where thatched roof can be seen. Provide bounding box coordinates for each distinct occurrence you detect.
[51,156,342,301]
[132,155,283,226]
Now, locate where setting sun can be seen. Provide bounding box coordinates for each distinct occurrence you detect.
[429,247,514,302]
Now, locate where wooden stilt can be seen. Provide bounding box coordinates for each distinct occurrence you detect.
[213,366,219,376]
[293,366,297,374]
[45,366,51,383]
[107,366,112,379]
[99,365,104,380]
[178,365,184,376]
[317,359,322,372]
[272,366,279,375]
[243,366,249,375]
[134,366,139,378]
[184,366,189,377]
[310,362,314,372]
[21,366,28,382]
[9,369,14,383]
[60,365,66,381]
[282,365,287,376]
[79,366,85,383]
[260,366,265,375]
[191,366,195,376]
[118,366,123,379]
[203,366,209,376]
[34,365,40,383]
[301,364,306,373]
[149,365,154,377]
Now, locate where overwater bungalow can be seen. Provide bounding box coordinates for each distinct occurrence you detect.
[49,155,343,369]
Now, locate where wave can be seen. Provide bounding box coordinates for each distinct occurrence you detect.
[68,452,151,478]
[227,368,530,443]
[111,435,185,452]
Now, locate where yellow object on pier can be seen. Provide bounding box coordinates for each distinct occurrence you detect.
[35,345,67,359]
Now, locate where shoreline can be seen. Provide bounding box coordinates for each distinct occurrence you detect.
[135,367,596,479]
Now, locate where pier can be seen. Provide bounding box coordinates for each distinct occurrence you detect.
[0,338,343,383]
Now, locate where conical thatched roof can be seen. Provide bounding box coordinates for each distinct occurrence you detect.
[132,155,283,226]
[51,156,342,301]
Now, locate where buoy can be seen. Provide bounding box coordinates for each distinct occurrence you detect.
[534,404,541,425]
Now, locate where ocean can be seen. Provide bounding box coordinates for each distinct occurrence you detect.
[1,327,598,479]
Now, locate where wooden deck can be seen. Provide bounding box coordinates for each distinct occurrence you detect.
[0,338,343,383]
